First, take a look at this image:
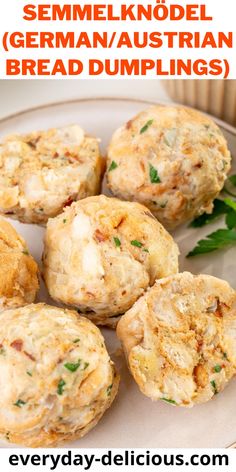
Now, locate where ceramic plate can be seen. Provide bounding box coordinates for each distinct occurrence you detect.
[0,98,236,449]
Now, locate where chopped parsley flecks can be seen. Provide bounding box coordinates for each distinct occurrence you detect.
[143,248,149,253]
[39,208,44,212]
[223,352,228,360]
[14,399,26,408]
[73,338,80,344]
[63,219,67,224]
[131,240,143,248]
[107,384,113,396]
[64,360,81,372]
[214,365,222,373]
[114,237,121,248]
[161,398,177,405]
[27,371,32,377]
[0,348,5,355]
[108,161,118,172]
[210,380,218,395]
[140,119,153,134]
[83,362,89,370]
[57,379,66,395]
[149,164,161,184]
[22,249,29,255]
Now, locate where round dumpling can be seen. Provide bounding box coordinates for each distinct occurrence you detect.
[42,195,179,326]
[0,303,119,447]
[117,272,236,407]
[0,217,39,311]
[0,125,103,224]
[106,106,231,229]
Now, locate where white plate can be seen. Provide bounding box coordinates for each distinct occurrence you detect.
[0,98,236,449]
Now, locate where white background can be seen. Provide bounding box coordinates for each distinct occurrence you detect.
[0,0,235,78]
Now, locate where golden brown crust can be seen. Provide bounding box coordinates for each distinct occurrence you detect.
[106,106,231,229]
[0,218,39,308]
[117,272,236,407]
[0,303,119,447]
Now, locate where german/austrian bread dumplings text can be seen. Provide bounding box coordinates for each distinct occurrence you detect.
[117,272,236,407]
[42,195,179,326]
[0,304,119,447]
[0,125,103,224]
[106,106,231,229]
[0,217,39,311]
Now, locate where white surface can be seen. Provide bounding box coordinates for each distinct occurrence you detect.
[0,98,236,449]
[0,80,170,120]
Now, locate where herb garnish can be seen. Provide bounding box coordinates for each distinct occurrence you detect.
[114,237,121,247]
[149,164,161,184]
[140,119,153,134]
[210,380,218,395]
[214,365,222,373]
[131,240,143,248]
[22,249,29,255]
[73,338,80,344]
[83,362,89,370]
[57,379,66,395]
[188,178,236,257]
[27,371,32,377]
[63,219,67,224]
[14,399,26,408]
[64,360,81,372]
[161,398,177,405]
[108,161,118,172]
[107,384,113,396]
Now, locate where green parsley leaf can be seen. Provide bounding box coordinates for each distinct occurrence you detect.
[22,249,29,255]
[83,362,89,370]
[187,229,236,257]
[27,371,32,377]
[224,198,236,212]
[223,352,228,360]
[149,164,161,184]
[210,380,218,395]
[0,348,5,355]
[131,240,143,248]
[64,360,81,372]
[107,384,113,396]
[224,174,236,197]
[57,379,66,395]
[14,399,26,408]
[113,237,121,247]
[63,219,67,224]
[161,398,177,405]
[143,248,149,253]
[214,365,222,373]
[225,210,236,229]
[190,199,229,228]
[108,161,118,172]
[140,119,153,134]
[73,338,80,344]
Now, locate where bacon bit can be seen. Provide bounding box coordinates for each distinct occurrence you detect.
[194,163,203,169]
[197,339,203,352]
[23,351,36,361]
[114,216,126,229]
[10,339,23,351]
[122,290,127,296]
[193,364,208,388]
[126,119,133,130]
[140,161,145,172]
[214,299,223,318]
[0,344,3,349]
[53,152,59,158]
[26,137,40,149]
[63,197,74,208]
[94,229,106,242]
[5,212,14,215]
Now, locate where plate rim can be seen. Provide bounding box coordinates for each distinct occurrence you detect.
[0,96,236,137]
